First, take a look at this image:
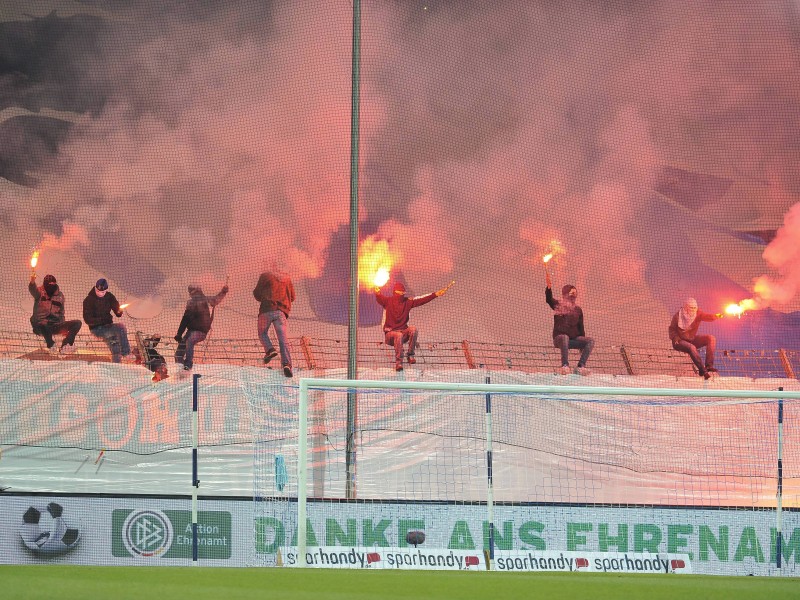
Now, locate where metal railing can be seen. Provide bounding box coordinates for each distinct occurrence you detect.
[2,328,797,379]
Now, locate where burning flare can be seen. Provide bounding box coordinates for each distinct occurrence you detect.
[119,303,130,311]
[358,237,398,289]
[725,299,757,318]
[30,249,40,270]
[373,267,390,287]
[540,239,564,266]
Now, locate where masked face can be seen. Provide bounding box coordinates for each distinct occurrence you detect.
[44,282,58,296]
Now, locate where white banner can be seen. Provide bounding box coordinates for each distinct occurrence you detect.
[0,494,797,576]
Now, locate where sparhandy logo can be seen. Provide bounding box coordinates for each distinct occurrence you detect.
[281,547,484,570]
[495,551,691,574]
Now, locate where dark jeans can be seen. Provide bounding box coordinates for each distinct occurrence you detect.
[553,334,594,367]
[673,334,716,373]
[89,323,131,362]
[33,321,82,348]
[385,326,418,362]
[175,330,207,369]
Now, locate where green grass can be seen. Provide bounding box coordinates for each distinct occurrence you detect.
[2,566,799,600]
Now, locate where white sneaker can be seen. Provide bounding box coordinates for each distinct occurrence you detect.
[59,343,76,356]
[576,366,592,376]
[558,365,571,375]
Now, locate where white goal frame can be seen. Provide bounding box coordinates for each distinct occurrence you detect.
[296,378,800,568]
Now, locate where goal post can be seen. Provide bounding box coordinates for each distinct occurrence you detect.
[284,378,800,573]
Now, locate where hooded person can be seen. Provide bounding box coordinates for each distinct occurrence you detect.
[545,269,594,375]
[253,269,296,377]
[28,273,82,356]
[83,278,135,363]
[174,281,229,371]
[374,279,454,371]
[669,297,722,379]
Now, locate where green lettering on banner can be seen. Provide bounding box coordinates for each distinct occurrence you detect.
[770,528,800,564]
[567,523,591,551]
[633,524,662,553]
[484,521,514,550]
[398,519,425,547]
[598,523,628,552]
[363,519,391,547]
[668,524,693,559]
[519,521,546,551]
[290,519,319,547]
[255,517,284,554]
[449,521,476,550]
[326,518,357,546]
[699,525,728,562]
[734,527,765,563]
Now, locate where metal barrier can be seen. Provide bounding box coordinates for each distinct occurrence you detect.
[1,328,797,379]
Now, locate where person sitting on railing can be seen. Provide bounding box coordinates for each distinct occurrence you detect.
[545,270,594,376]
[29,273,82,357]
[374,280,454,372]
[82,279,136,364]
[669,297,722,379]
[174,282,228,371]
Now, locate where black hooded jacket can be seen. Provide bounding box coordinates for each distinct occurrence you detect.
[29,276,66,328]
[176,285,228,337]
[82,288,122,330]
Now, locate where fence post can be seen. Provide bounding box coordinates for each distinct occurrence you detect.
[300,336,316,370]
[619,345,635,375]
[462,340,476,369]
[778,349,795,379]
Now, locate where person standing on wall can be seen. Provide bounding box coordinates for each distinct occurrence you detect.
[253,267,295,378]
[175,281,229,371]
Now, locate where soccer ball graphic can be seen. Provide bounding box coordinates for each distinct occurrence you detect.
[19,502,81,555]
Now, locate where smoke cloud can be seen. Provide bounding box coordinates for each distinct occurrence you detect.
[1,1,799,347]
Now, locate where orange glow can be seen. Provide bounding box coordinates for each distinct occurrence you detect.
[373,267,390,287]
[725,299,757,318]
[542,253,553,264]
[30,249,39,269]
[119,303,130,311]
[358,237,398,289]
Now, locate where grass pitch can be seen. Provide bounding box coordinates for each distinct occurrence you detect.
[2,566,799,600]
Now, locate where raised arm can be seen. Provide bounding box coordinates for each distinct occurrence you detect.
[374,287,388,307]
[209,285,229,307]
[28,275,41,299]
[435,280,454,298]
[699,310,722,322]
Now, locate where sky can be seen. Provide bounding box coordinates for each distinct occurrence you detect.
[1,0,799,349]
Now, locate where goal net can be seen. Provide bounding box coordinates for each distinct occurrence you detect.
[245,377,800,576]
